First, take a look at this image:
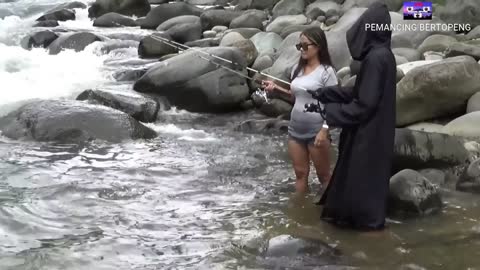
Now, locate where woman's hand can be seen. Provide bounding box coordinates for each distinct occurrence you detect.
[261,80,277,93]
[314,128,329,148]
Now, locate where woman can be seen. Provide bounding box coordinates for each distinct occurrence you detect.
[313,3,397,231]
[262,27,338,194]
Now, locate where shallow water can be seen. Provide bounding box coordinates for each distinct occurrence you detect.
[2,0,480,269]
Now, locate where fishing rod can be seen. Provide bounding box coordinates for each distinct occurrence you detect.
[150,34,295,87]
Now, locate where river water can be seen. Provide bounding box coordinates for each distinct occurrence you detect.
[2,1,480,269]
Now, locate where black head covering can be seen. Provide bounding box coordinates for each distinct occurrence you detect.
[346,2,392,61]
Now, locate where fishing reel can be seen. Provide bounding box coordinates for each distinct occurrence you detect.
[253,87,270,104]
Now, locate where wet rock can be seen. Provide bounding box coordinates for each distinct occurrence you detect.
[393,128,471,172]
[36,9,75,22]
[220,32,245,46]
[21,30,58,50]
[138,2,202,29]
[88,0,151,19]
[185,37,220,47]
[438,0,480,29]
[224,28,262,39]
[272,0,305,19]
[396,56,480,126]
[388,169,443,216]
[442,112,480,139]
[113,69,147,82]
[259,99,292,118]
[235,118,289,134]
[266,14,308,35]
[457,158,480,193]
[47,1,87,12]
[229,12,264,30]
[417,34,457,54]
[149,0,169,3]
[445,42,480,61]
[33,20,60,27]
[134,47,250,112]
[48,32,103,55]
[250,32,283,57]
[93,12,137,27]
[224,39,258,66]
[200,10,243,31]
[77,89,159,123]
[157,15,202,43]
[419,168,447,187]
[138,32,177,59]
[0,100,157,143]
[467,92,480,114]
[0,8,13,19]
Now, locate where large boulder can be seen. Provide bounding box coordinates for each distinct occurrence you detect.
[266,14,308,35]
[457,158,480,193]
[396,56,480,126]
[272,0,305,19]
[467,92,480,114]
[392,48,422,62]
[224,39,259,66]
[138,32,177,59]
[259,99,293,118]
[229,12,264,30]
[93,12,137,27]
[157,15,202,43]
[306,1,341,18]
[46,1,87,13]
[417,34,458,54]
[250,32,283,57]
[0,100,157,143]
[76,89,159,123]
[21,31,59,50]
[406,122,445,134]
[224,28,262,39]
[393,128,471,172]
[342,0,403,12]
[200,10,243,31]
[466,26,480,40]
[445,42,480,61]
[36,9,75,22]
[138,2,202,29]
[391,17,454,49]
[442,112,480,139]
[48,32,103,55]
[34,20,60,27]
[248,0,282,10]
[438,0,480,29]
[388,169,443,216]
[88,0,151,18]
[133,47,250,112]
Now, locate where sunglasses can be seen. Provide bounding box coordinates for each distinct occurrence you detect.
[295,43,315,51]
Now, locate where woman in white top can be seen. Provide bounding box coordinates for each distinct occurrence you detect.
[262,27,338,194]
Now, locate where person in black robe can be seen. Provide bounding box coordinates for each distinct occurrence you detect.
[309,2,397,231]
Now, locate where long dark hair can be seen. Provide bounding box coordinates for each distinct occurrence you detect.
[291,27,335,81]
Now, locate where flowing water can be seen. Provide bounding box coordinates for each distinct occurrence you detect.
[2,1,480,269]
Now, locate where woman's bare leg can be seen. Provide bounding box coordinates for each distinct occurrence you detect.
[288,139,311,193]
[308,141,331,192]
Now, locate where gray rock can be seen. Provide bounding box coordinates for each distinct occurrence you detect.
[392,48,422,62]
[33,20,60,27]
[248,0,282,10]
[230,12,264,30]
[149,0,169,3]
[112,69,148,82]
[457,158,480,193]
[466,25,480,40]
[325,15,339,26]
[252,54,274,73]
[203,30,217,38]
[438,0,480,29]
[0,100,156,143]
[445,42,480,61]
[442,112,480,139]
[212,25,229,33]
[157,15,200,31]
[36,9,75,22]
[139,2,202,29]
[134,47,250,112]
[224,28,262,39]
[235,118,289,134]
[389,169,443,216]
[166,22,202,44]
[185,37,220,47]
[396,67,405,83]
[306,1,340,18]
[250,32,283,57]
[21,31,59,50]
[419,168,447,187]
[280,25,313,39]
[272,0,305,19]
[266,14,308,35]
[47,1,87,13]
[342,0,403,12]
[185,0,228,5]
[393,128,470,172]
[0,8,13,19]
[93,12,137,27]
[77,89,159,123]
[467,92,480,114]
[391,17,455,49]
[88,0,151,19]
[396,56,480,126]
[259,99,292,118]
[224,39,258,66]
[200,10,243,31]
[48,32,103,55]
[395,55,409,66]
[406,122,445,134]
[417,34,457,54]
[138,33,177,59]
[220,32,245,46]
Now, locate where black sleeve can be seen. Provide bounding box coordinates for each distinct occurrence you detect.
[324,54,385,127]
[317,85,354,104]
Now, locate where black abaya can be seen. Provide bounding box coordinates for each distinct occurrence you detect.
[316,2,397,230]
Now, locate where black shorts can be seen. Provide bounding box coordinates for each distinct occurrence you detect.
[288,134,316,146]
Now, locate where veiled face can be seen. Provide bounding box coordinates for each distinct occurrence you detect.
[298,34,319,61]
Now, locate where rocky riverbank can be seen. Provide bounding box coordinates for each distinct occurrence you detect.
[1,0,480,265]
